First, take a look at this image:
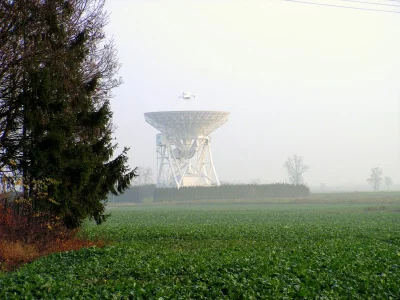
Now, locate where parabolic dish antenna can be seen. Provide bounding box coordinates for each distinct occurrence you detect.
[144,110,229,188]
[144,111,229,138]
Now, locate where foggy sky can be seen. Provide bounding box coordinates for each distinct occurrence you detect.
[103,0,400,189]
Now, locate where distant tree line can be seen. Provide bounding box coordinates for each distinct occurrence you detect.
[153,183,309,202]
[109,183,308,203]
[111,184,156,203]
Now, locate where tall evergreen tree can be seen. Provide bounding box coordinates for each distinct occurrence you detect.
[0,0,135,228]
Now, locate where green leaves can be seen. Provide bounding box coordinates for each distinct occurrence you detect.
[0,0,132,230]
[1,204,400,298]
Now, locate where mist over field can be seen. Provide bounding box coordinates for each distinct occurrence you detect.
[104,0,400,191]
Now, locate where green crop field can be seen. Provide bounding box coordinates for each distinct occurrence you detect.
[1,202,400,299]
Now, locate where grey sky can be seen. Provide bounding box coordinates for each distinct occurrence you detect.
[104,0,400,188]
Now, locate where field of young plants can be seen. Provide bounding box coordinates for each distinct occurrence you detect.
[1,202,399,298]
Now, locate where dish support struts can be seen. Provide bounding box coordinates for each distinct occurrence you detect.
[156,134,219,188]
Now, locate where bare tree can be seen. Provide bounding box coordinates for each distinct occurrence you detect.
[132,166,154,186]
[283,155,309,185]
[367,167,383,192]
[141,167,154,185]
[250,178,261,185]
[384,176,393,191]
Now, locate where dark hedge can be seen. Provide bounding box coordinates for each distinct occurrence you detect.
[109,184,156,203]
[153,183,309,202]
[110,183,309,203]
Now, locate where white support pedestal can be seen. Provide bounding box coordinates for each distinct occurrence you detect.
[156,134,220,188]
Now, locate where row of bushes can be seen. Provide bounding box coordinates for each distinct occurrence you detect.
[154,183,309,202]
[110,184,156,203]
[0,197,76,270]
[110,183,309,203]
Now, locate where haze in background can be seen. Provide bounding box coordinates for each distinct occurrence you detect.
[104,0,400,190]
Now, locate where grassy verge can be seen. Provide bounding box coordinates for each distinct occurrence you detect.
[0,232,106,272]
